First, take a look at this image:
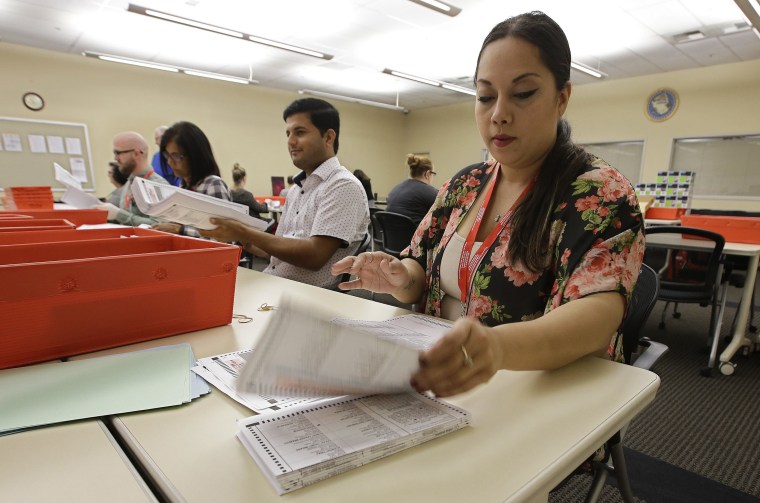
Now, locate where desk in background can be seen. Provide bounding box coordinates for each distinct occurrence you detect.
[71,269,659,503]
[645,233,760,375]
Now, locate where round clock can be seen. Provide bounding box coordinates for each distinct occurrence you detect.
[645,88,678,122]
[22,92,45,111]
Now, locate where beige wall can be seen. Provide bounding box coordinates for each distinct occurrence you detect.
[403,58,760,211]
[2,41,759,210]
[0,43,406,200]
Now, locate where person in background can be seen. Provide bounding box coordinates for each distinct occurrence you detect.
[230,163,269,218]
[150,125,182,186]
[279,175,295,198]
[332,11,644,399]
[353,169,375,205]
[385,154,439,224]
[199,98,369,290]
[105,161,129,206]
[152,121,231,238]
[96,131,169,226]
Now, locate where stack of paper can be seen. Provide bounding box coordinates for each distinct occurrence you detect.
[53,162,100,209]
[131,176,269,231]
[0,343,208,436]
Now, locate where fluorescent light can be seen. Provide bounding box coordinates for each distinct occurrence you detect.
[382,68,476,96]
[127,3,332,60]
[83,52,179,72]
[182,70,255,85]
[299,89,408,113]
[247,35,328,59]
[733,0,760,40]
[408,0,462,17]
[570,62,605,79]
[82,51,256,85]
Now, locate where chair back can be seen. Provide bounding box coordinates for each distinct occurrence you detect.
[372,211,418,257]
[644,226,725,302]
[369,207,384,251]
[622,264,660,363]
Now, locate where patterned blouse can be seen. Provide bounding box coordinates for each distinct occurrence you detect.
[182,175,231,238]
[402,157,645,362]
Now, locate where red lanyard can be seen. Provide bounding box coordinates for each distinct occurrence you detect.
[457,164,534,307]
[124,169,155,208]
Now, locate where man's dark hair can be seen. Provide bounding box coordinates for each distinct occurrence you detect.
[282,98,340,154]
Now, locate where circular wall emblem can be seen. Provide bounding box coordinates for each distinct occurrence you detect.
[646,88,679,122]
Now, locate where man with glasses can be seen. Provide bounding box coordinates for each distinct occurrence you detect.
[96,131,169,226]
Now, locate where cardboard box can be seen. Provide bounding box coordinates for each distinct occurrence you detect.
[680,215,760,244]
[0,209,108,226]
[0,228,241,369]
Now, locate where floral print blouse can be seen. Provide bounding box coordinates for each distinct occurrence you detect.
[401,157,645,362]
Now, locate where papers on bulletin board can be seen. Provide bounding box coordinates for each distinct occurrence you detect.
[28,134,47,153]
[65,137,82,155]
[0,343,209,436]
[47,135,65,154]
[2,133,22,152]
[70,157,88,183]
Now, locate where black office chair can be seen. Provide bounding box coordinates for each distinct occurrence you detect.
[372,211,418,258]
[368,207,384,252]
[585,263,668,503]
[335,233,371,292]
[644,225,727,376]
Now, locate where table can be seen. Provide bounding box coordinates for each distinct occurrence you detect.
[72,269,660,503]
[645,233,760,375]
[0,420,156,502]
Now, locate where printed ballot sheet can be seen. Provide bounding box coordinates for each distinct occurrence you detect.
[235,296,452,397]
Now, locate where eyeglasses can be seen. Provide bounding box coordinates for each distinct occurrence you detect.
[113,148,135,156]
[162,151,186,162]
[430,171,437,176]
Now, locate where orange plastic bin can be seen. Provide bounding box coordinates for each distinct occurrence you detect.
[680,215,760,244]
[0,228,241,369]
[0,209,108,226]
[0,218,76,232]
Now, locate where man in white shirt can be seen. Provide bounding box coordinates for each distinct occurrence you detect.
[201,98,369,289]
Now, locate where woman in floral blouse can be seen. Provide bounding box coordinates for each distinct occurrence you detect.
[332,11,644,398]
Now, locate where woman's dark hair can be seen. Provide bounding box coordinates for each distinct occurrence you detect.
[160,121,221,189]
[406,154,433,178]
[108,161,129,186]
[232,163,246,185]
[475,11,590,273]
[282,98,340,154]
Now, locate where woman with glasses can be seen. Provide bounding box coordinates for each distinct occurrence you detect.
[385,154,439,224]
[152,121,231,238]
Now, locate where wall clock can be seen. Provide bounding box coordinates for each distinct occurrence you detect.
[645,88,678,122]
[23,92,45,111]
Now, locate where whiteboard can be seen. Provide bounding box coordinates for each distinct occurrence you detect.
[0,117,96,192]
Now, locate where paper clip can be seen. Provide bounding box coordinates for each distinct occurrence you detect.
[258,303,277,312]
[232,314,253,324]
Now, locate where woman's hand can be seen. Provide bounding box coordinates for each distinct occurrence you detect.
[331,251,411,295]
[411,318,502,397]
[152,222,182,234]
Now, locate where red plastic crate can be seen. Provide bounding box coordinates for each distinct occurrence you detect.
[0,218,76,232]
[680,215,760,244]
[646,207,686,220]
[0,228,241,369]
[0,209,108,226]
[4,186,54,210]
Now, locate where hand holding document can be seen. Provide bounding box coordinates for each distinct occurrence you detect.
[131,176,269,231]
[53,162,100,209]
[236,295,453,397]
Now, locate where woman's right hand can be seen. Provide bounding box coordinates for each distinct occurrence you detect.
[331,251,411,295]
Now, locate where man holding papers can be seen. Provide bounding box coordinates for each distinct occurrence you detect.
[96,131,169,226]
[201,98,369,290]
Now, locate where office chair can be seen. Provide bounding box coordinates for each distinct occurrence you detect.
[371,211,418,258]
[644,225,727,376]
[336,233,371,292]
[369,207,384,252]
[585,263,668,503]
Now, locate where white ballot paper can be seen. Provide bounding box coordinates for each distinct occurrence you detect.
[131,176,268,231]
[54,162,100,208]
[236,296,452,397]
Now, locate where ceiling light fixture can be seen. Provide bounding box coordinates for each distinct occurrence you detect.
[298,89,408,113]
[127,4,333,60]
[408,0,462,17]
[82,51,258,84]
[733,0,760,40]
[570,62,606,79]
[382,68,476,95]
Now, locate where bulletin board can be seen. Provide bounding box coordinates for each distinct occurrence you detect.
[0,117,96,192]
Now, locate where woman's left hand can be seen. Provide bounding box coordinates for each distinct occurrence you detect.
[152,222,182,234]
[411,317,502,397]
